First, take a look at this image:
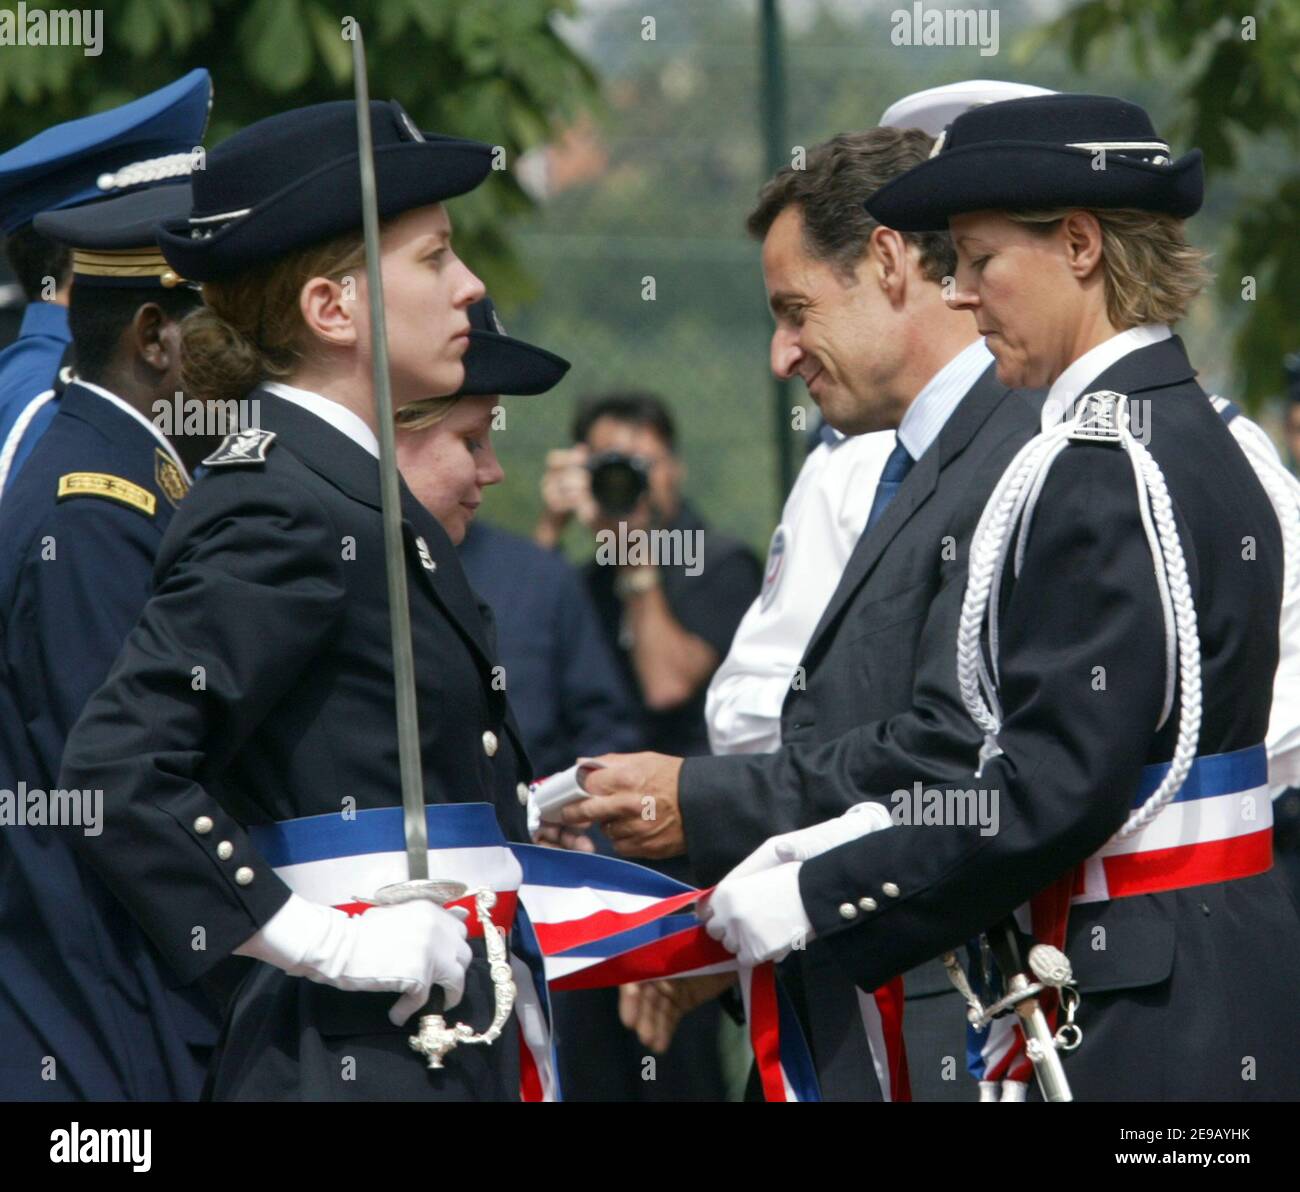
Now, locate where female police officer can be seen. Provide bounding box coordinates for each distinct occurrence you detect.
[58,101,540,1101]
[707,93,1300,1099]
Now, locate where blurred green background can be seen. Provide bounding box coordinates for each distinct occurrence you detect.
[3,0,1297,556]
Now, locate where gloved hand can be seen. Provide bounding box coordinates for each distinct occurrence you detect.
[721,801,892,883]
[236,892,472,1026]
[699,861,813,966]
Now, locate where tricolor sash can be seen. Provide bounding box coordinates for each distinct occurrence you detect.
[967,744,1272,1096]
[248,804,900,1102]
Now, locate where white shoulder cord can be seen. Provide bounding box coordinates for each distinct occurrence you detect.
[1214,396,1300,598]
[0,387,58,501]
[957,391,1202,843]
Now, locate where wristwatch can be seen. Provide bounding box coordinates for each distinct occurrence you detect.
[614,566,660,599]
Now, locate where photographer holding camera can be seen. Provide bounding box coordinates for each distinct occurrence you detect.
[534,392,760,1103]
[536,392,761,760]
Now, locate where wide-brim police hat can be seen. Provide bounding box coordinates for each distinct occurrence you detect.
[456,296,569,397]
[36,181,195,289]
[157,100,492,281]
[864,93,1203,232]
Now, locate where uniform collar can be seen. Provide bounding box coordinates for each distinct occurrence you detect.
[261,380,379,459]
[17,300,71,342]
[1042,324,1172,430]
[68,378,190,482]
[897,338,995,461]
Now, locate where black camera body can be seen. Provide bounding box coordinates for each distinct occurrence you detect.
[587,451,650,516]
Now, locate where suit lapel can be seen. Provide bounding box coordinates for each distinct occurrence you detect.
[804,365,1008,660]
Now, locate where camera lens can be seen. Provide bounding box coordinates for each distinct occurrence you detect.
[588,452,649,516]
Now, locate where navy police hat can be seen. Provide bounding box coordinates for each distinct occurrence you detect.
[864,93,1203,232]
[35,183,195,290]
[456,297,569,397]
[157,101,492,282]
[0,69,210,235]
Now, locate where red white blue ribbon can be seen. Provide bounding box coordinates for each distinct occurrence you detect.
[967,744,1272,1095]
[250,805,882,1101]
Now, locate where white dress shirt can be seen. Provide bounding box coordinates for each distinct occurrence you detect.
[1215,402,1300,795]
[262,380,379,459]
[1040,324,1172,431]
[706,339,995,756]
[897,338,995,462]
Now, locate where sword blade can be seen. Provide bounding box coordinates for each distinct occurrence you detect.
[351,28,428,880]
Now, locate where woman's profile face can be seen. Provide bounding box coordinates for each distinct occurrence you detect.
[394,395,504,544]
[946,210,1093,389]
[359,202,486,405]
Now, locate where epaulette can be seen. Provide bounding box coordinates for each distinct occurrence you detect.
[1067,390,1127,446]
[56,472,156,518]
[201,427,276,468]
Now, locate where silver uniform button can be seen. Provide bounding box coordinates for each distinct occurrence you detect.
[881,882,900,898]
[234,867,254,886]
[193,816,214,835]
[482,730,498,757]
[516,782,530,806]
[858,897,878,912]
[216,840,234,861]
[838,902,858,920]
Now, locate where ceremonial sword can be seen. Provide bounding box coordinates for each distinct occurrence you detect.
[349,25,515,1069]
[943,916,1082,1102]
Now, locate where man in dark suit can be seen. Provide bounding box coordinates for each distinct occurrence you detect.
[555,124,1042,1100]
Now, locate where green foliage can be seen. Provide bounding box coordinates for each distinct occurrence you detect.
[0,0,600,296]
[1028,0,1300,407]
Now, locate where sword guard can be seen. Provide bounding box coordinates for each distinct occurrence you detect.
[368,884,516,1070]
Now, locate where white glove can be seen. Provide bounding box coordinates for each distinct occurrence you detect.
[699,861,813,967]
[235,892,472,1026]
[722,801,892,883]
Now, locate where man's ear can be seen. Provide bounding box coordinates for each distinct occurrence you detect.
[131,302,169,373]
[868,225,909,305]
[299,275,357,347]
[1062,211,1104,281]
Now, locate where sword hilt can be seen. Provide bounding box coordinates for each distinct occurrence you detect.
[986,919,1074,1103]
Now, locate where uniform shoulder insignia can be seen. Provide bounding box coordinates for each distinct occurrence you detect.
[57,472,156,518]
[201,427,277,467]
[1068,389,1127,446]
[155,448,190,507]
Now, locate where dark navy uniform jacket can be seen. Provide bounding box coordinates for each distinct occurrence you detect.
[0,380,218,1100]
[0,302,68,479]
[458,520,641,776]
[59,389,532,1102]
[689,337,1300,1100]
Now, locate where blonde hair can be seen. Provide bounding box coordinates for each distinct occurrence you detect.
[1006,207,1210,328]
[395,395,462,432]
[181,230,368,407]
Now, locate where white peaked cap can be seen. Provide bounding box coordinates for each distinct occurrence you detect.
[880,80,1057,136]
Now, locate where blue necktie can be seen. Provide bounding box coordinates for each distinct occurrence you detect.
[864,438,914,532]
